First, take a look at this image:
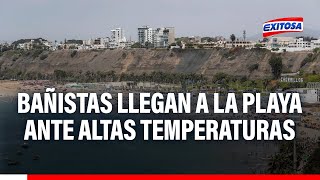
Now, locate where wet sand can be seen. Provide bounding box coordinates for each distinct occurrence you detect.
[0,80,21,97]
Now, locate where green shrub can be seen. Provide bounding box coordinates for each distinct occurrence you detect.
[313,47,320,54]
[12,54,19,61]
[268,141,303,174]
[122,52,127,59]
[39,54,48,60]
[304,74,320,82]
[185,43,194,49]
[24,51,31,56]
[269,56,283,79]
[303,147,320,173]
[71,50,77,58]
[222,47,242,59]
[254,43,263,48]
[248,63,259,72]
[131,42,142,48]
[222,50,231,58]
[212,72,229,83]
[32,49,43,58]
[300,53,315,67]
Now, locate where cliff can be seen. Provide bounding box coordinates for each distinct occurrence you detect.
[0,48,319,79]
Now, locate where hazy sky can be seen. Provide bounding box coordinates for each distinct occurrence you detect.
[0,0,319,42]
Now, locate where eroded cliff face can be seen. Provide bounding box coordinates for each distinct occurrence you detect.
[0,48,319,79]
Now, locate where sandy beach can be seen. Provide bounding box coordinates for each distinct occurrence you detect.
[0,80,63,98]
[0,80,21,97]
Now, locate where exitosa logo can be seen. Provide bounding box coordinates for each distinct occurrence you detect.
[263,17,303,37]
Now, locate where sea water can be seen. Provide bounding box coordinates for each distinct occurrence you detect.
[0,99,279,174]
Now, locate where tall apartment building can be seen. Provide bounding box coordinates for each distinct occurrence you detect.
[153,27,175,48]
[138,26,175,48]
[110,28,127,48]
[165,27,175,45]
[153,28,169,48]
[138,26,153,46]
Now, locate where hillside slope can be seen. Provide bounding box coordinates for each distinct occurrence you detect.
[0,48,319,79]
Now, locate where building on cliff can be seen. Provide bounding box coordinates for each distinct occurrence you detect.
[137,26,175,48]
[138,26,154,46]
[267,37,320,52]
[109,28,131,49]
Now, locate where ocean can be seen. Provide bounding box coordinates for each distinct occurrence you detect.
[0,99,279,174]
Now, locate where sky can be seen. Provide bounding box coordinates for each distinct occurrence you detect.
[0,0,320,42]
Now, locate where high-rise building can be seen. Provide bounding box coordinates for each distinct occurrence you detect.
[165,27,175,45]
[153,27,175,48]
[138,26,175,48]
[153,28,168,48]
[110,28,127,48]
[138,26,153,46]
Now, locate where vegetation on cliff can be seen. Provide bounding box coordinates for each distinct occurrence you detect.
[0,48,319,86]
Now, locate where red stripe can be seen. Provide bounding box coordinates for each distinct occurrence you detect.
[263,30,302,37]
[28,175,320,180]
[265,17,303,23]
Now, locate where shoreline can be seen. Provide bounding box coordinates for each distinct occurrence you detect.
[0,80,21,98]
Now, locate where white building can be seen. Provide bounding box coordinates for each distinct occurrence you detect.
[188,36,202,44]
[137,26,175,48]
[311,39,320,49]
[83,39,94,46]
[292,88,320,104]
[266,37,320,52]
[153,28,169,48]
[138,26,154,46]
[17,40,34,50]
[288,38,311,48]
[81,37,110,50]
[268,37,295,49]
[196,40,226,49]
[93,37,109,49]
[100,37,110,48]
[16,38,52,50]
[225,40,255,49]
[110,28,127,48]
[153,27,175,48]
